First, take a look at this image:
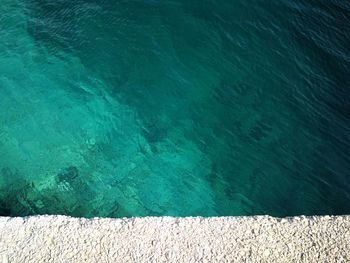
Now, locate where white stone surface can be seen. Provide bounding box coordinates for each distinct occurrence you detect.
[0,215,349,262]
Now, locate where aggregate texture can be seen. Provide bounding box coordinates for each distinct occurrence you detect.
[0,215,349,262]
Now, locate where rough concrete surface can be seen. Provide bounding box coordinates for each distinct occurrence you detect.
[0,215,349,262]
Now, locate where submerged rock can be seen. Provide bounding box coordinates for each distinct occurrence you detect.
[0,200,11,216]
[57,166,79,182]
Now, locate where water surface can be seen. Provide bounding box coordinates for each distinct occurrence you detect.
[0,0,350,217]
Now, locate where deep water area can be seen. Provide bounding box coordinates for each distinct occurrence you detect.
[0,0,349,217]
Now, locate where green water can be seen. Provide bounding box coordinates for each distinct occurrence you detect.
[0,0,350,217]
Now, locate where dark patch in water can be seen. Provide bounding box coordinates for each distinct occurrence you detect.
[57,166,79,182]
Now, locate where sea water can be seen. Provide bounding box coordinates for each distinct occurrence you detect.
[0,0,349,217]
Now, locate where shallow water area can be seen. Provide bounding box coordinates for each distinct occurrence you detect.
[0,0,349,217]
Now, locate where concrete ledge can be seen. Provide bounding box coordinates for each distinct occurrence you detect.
[0,215,349,262]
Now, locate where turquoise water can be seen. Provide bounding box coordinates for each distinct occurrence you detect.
[0,0,349,217]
